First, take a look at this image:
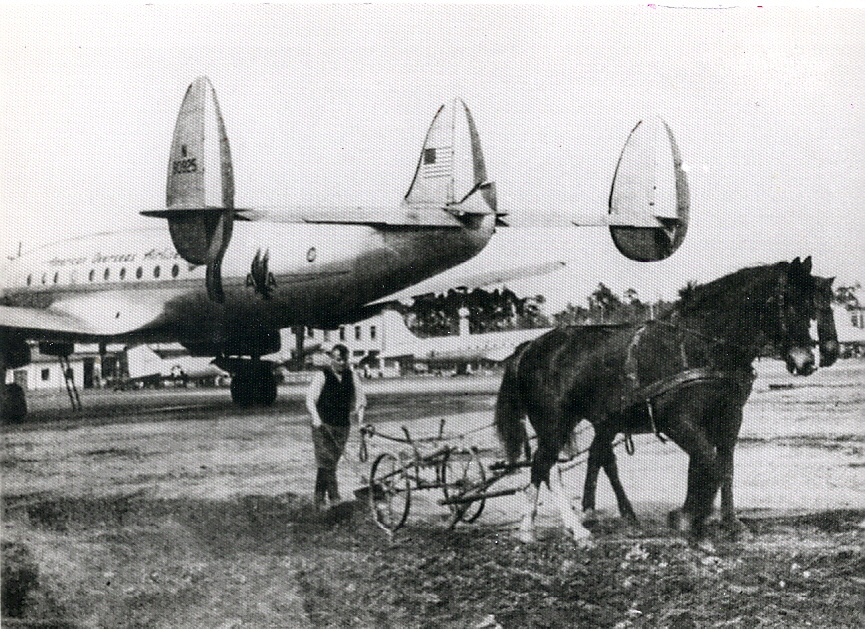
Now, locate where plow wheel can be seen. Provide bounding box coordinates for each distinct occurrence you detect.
[369,452,411,532]
[441,447,486,525]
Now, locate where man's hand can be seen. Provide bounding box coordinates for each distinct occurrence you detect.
[311,415,322,429]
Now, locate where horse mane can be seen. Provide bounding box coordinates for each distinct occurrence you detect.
[671,262,786,318]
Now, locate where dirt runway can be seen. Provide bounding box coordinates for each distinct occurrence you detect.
[2,359,863,627]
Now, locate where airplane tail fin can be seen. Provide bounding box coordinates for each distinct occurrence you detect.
[380,309,421,353]
[142,76,237,301]
[607,116,689,261]
[404,99,499,221]
[126,345,164,380]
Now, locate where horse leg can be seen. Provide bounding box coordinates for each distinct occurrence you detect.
[583,433,638,527]
[718,465,750,540]
[552,464,592,545]
[581,436,604,525]
[600,443,638,527]
[663,413,723,540]
[518,482,541,543]
[717,408,752,540]
[518,444,559,543]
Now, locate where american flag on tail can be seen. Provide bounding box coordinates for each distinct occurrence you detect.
[419,146,453,179]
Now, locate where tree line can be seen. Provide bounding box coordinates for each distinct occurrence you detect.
[403,281,862,337]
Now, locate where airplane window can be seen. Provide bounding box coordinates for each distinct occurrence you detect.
[26,275,31,286]
[89,269,95,282]
[370,326,377,340]
[53,272,59,284]
[153,266,160,278]
[69,271,76,284]
[41,274,46,285]
[136,267,143,279]
[104,268,110,281]
[119,267,126,280]
[172,264,179,278]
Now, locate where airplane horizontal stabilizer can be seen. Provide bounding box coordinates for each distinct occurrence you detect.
[368,259,565,306]
[231,206,466,227]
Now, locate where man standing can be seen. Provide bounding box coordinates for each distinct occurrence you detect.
[305,344,367,510]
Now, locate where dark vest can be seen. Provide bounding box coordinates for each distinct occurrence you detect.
[316,367,355,427]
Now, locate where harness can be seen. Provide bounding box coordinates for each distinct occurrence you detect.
[621,320,757,446]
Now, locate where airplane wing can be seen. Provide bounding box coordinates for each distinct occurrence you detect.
[0,292,169,339]
[0,305,93,336]
[367,259,566,306]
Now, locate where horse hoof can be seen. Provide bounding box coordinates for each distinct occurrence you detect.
[691,538,717,555]
[724,519,754,541]
[518,530,537,544]
[574,536,595,550]
[668,509,692,534]
[581,508,600,526]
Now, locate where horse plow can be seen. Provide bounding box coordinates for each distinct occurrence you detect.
[358,419,626,535]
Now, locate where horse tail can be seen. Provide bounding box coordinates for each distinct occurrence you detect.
[495,343,531,465]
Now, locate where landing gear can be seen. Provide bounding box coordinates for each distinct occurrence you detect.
[229,360,278,407]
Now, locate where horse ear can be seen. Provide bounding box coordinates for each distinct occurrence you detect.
[802,256,812,274]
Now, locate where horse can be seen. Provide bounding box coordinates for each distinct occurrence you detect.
[495,257,820,544]
[709,273,839,537]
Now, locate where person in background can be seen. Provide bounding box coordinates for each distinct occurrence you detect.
[305,344,367,510]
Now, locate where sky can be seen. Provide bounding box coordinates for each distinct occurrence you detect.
[1,4,862,312]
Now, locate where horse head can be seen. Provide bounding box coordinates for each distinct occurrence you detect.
[813,275,840,367]
[776,256,818,376]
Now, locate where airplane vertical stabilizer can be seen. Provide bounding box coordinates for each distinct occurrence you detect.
[404,99,496,214]
[608,116,689,261]
[166,76,234,210]
[380,309,421,353]
[144,76,237,301]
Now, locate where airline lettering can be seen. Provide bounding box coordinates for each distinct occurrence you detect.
[143,248,181,261]
[172,158,197,174]
[91,252,137,264]
[48,256,88,267]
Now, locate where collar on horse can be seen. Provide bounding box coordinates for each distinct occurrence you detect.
[622,320,757,444]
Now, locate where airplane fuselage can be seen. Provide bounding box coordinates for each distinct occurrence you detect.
[1,217,495,354]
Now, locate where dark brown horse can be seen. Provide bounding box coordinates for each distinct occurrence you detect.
[496,257,821,544]
[711,273,839,536]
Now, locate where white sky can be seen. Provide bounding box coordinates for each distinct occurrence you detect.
[1,4,862,311]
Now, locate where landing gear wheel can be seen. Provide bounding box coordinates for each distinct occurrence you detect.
[441,447,486,525]
[256,365,277,406]
[369,452,411,532]
[1,383,27,423]
[230,362,277,407]
[230,372,255,407]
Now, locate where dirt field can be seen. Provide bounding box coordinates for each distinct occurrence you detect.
[3,359,863,628]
